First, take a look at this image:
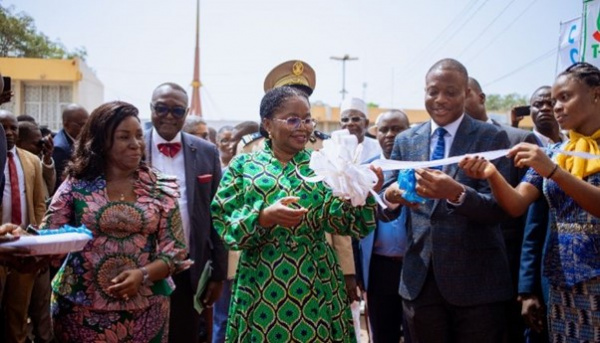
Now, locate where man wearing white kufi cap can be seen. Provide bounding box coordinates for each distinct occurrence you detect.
[339,96,382,163]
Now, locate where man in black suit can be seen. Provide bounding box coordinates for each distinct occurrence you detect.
[465,77,537,343]
[52,104,88,190]
[144,82,226,343]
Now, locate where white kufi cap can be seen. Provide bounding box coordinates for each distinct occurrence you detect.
[340,97,367,116]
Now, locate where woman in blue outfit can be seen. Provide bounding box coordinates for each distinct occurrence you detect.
[460,62,600,343]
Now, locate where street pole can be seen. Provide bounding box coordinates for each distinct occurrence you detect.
[330,54,358,100]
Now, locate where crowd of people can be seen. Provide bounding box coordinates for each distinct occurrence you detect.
[0,56,598,343]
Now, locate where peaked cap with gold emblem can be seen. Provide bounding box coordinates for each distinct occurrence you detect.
[263,60,316,96]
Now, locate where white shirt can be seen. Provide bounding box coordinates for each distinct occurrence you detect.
[2,148,27,226]
[429,114,465,159]
[150,129,190,246]
[360,137,382,164]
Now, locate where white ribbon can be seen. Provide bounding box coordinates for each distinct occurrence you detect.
[299,130,384,208]
[372,149,510,171]
[302,133,599,209]
[371,148,599,171]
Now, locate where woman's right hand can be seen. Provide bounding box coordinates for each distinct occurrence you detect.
[459,156,498,180]
[258,196,308,228]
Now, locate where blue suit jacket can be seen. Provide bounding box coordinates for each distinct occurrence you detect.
[144,130,227,286]
[385,115,513,306]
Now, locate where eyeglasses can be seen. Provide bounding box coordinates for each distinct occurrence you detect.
[272,117,317,130]
[340,116,365,123]
[151,103,188,118]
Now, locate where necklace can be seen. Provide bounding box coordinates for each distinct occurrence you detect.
[106,176,134,202]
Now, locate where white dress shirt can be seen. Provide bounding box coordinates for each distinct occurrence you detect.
[150,129,190,246]
[429,114,465,159]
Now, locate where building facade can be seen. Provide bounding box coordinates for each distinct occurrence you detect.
[0,57,103,131]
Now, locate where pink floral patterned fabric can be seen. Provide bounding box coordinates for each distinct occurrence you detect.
[41,165,187,342]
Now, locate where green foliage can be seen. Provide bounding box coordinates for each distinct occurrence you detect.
[0,3,86,60]
[366,102,379,108]
[485,93,528,112]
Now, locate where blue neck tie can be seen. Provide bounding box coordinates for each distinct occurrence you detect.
[431,127,447,170]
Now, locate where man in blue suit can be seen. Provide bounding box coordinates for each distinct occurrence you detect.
[360,110,410,343]
[52,104,88,191]
[144,83,227,343]
[382,59,512,342]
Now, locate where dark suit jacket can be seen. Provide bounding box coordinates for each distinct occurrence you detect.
[144,130,227,286]
[52,129,74,191]
[490,120,537,243]
[386,115,513,306]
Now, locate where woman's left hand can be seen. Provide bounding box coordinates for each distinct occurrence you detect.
[107,269,143,300]
[509,143,555,177]
[370,165,384,193]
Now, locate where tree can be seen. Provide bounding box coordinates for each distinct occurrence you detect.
[485,93,528,112]
[0,3,86,60]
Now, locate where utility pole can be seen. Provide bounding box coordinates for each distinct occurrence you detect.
[330,54,358,100]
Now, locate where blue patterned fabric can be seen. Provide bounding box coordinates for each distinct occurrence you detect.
[522,143,600,342]
[522,150,600,288]
[548,278,600,342]
[430,128,447,170]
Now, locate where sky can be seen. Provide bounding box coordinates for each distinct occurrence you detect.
[3,0,582,123]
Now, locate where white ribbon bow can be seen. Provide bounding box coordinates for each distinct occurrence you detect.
[299,130,382,207]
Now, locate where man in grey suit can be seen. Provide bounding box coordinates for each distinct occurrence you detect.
[382,59,512,342]
[465,76,538,343]
[144,83,227,343]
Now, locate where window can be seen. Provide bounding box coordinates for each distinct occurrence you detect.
[23,84,72,131]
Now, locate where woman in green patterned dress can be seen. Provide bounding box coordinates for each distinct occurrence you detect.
[211,86,382,342]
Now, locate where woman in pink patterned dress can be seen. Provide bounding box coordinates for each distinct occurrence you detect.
[41,101,189,342]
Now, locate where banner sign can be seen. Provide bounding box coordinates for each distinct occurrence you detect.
[558,17,582,72]
[582,0,600,67]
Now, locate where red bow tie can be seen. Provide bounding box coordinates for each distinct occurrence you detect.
[157,142,182,158]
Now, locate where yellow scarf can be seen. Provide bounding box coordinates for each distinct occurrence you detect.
[555,129,600,179]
